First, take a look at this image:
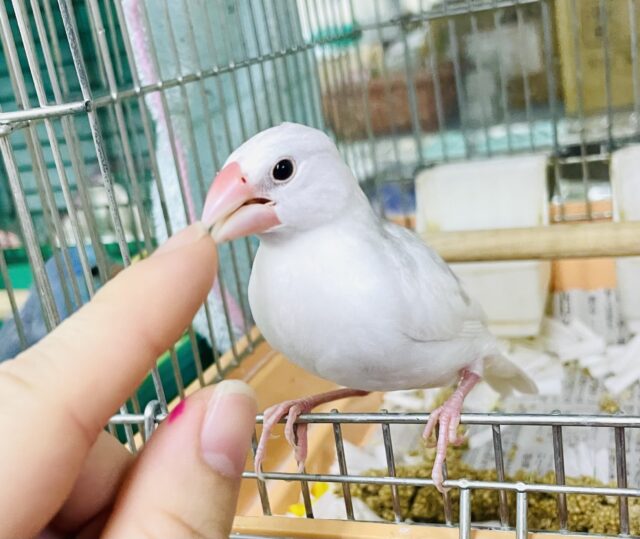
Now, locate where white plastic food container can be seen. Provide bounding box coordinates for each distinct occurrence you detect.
[610,145,640,330]
[415,154,551,337]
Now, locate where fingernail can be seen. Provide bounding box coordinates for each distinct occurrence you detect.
[167,400,187,423]
[200,380,257,477]
[153,222,208,257]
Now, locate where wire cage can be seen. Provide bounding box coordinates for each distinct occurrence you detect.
[1,0,640,537]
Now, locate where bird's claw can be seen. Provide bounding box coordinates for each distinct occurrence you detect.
[283,403,303,447]
[423,405,467,446]
[253,389,370,478]
[422,395,468,493]
[254,399,311,477]
[431,467,449,494]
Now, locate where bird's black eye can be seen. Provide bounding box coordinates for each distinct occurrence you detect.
[90,266,100,277]
[271,158,295,182]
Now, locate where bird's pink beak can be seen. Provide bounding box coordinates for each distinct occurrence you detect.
[202,162,280,243]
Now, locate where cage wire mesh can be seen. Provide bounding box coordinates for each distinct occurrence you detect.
[1,0,640,536]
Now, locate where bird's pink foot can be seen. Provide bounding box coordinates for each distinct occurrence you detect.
[254,388,369,477]
[254,398,310,476]
[422,369,480,493]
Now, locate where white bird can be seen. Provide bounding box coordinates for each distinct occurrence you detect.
[201,122,537,491]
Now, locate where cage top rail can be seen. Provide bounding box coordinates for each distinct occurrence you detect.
[242,470,640,498]
[109,409,640,427]
[256,411,640,427]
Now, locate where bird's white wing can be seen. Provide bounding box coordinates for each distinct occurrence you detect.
[381,221,488,343]
[381,222,537,394]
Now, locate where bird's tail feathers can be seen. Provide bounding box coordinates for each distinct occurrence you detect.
[483,353,538,396]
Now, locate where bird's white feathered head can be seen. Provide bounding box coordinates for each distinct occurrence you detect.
[202,122,360,242]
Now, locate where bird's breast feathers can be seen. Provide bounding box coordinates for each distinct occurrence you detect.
[249,231,393,357]
[247,224,495,391]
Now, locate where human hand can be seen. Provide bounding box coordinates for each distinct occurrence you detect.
[0,223,257,539]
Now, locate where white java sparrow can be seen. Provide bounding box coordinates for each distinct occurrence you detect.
[201,122,537,491]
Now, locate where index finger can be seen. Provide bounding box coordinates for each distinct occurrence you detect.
[0,222,218,538]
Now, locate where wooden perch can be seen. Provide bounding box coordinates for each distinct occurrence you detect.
[423,222,640,262]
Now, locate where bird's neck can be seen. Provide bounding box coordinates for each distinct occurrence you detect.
[343,185,380,224]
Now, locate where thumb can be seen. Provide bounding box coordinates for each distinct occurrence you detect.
[101,381,257,539]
